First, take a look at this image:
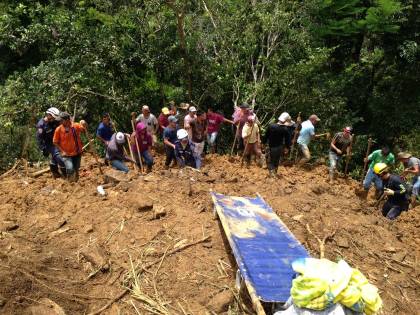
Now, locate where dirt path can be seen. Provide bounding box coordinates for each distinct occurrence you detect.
[0,154,419,314]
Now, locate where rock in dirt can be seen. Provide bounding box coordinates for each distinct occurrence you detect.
[26,298,66,315]
[151,205,167,220]
[284,187,293,195]
[0,221,19,232]
[80,245,109,271]
[104,169,129,184]
[336,237,350,249]
[83,224,94,233]
[0,297,5,307]
[207,290,234,313]
[311,184,329,195]
[128,193,154,212]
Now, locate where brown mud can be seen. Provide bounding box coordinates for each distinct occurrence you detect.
[0,154,419,314]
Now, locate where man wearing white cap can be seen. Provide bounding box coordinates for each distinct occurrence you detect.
[297,114,321,165]
[36,107,65,178]
[184,106,197,139]
[263,113,292,177]
[136,105,158,144]
[106,132,133,173]
[398,152,420,207]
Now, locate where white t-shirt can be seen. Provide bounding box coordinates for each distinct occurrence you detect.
[136,114,158,134]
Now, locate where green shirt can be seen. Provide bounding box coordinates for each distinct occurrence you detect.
[368,150,395,169]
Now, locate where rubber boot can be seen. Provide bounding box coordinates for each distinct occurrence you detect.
[59,166,67,178]
[49,164,61,179]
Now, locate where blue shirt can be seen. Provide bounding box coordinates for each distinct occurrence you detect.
[297,120,315,146]
[96,122,113,142]
[163,126,178,144]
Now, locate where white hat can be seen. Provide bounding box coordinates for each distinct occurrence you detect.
[116,132,125,144]
[278,112,291,123]
[189,106,197,112]
[142,105,150,111]
[46,107,60,120]
[177,129,189,140]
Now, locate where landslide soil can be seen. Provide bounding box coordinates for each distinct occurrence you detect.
[0,154,419,315]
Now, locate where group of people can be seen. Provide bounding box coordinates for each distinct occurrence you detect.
[36,102,419,219]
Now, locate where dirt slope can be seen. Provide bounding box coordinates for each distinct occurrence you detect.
[0,154,419,315]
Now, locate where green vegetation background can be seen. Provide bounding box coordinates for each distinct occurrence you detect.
[0,0,419,177]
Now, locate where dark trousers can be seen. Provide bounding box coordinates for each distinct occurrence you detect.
[382,199,409,220]
[268,145,283,171]
[165,145,176,166]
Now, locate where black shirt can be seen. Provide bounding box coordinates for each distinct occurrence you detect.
[383,174,408,204]
[263,123,291,148]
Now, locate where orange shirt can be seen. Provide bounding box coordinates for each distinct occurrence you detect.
[53,123,85,156]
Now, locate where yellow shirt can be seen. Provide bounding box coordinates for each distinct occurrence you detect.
[242,123,259,144]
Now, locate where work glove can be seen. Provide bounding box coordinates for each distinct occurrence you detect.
[42,149,49,157]
[384,188,395,196]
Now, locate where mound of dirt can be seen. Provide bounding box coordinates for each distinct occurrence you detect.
[0,154,419,314]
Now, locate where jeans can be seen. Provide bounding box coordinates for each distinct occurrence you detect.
[110,159,129,173]
[49,146,65,167]
[207,132,218,150]
[382,199,408,220]
[268,146,283,171]
[412,176,420,198]
[62,155,82,176]
[298,143,311,163]
[136,150,153,167]
[328,151,342,178]
[192,141,205,169]
[165,145,176,167]
[363,167,383,191]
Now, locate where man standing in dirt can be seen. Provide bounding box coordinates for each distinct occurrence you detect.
[362,145,395,198]
[184,106,197,139]
[53,112,87,182]
[263,113,291,177]
[96,113,113,146]
[397,152,420,208]
[328,127,353,182]
[158,107,170,138]
[189,110,207,169]
[233,103,255,151]
[206,106,233,153]
[297,114,321,165]
[36,107,65,178]
[163,115,178,169]
[136,105,159,145]
[373,163,409,219]
[242,116,262,167]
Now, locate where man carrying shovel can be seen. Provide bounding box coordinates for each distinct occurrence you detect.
[328,126,353,182]
[242,116,262,167]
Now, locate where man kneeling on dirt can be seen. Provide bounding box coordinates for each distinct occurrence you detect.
[53,112,87,182]
[132,122,154,172]
[174,129,196,168]
[398,152,420,208]
[374,162,409,220]
[328,126,353,182]
[106,132,134,173]
[36,107,65,178]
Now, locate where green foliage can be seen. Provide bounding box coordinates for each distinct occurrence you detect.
[0,0,418,173]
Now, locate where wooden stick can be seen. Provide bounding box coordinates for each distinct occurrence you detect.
[126,134,138,171]
[305,224,336,259]
[84,128,103,174]
[30,168,50,178]
[131,112,144,173]
[361,137,373,184]
[344,134,354,177]
[0,160,20,179]
[230,123,240,156]
[82,139,95,151]
[289,112,301,160]
[88,236,210,315]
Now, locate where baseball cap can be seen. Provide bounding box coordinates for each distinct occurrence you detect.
[116,132,125,144]
[60,112,71,120]
[168,115,178,123]
[240,103,250,109]
[189,106,197,112]
[162,107,170,115]
[309,114,320,122]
